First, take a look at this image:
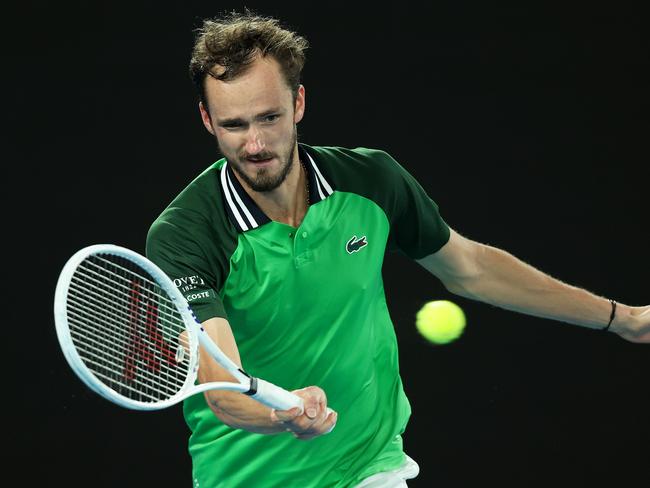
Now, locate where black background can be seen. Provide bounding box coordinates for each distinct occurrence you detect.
[11,2,648,487]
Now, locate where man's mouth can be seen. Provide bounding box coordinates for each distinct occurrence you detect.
[246,156,274,165]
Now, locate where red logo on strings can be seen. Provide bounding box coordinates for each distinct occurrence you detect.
[124,281,176,381]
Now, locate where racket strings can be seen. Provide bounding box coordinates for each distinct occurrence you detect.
[66,254,194,403]
[65,305,185,397]
[69,258,189,399]
[66,299,185,401]
[84,256,180,318]
[69,268,183,334]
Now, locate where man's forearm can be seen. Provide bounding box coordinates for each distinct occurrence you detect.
[453,244,626,330]
[204,390,287,434]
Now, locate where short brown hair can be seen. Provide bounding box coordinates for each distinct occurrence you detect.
[189,11,309,106]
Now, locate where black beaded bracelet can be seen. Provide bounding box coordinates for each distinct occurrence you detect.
[603,300,617,331]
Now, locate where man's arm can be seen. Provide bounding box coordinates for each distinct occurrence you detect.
[416,229,650,342]
[198,317,337,439]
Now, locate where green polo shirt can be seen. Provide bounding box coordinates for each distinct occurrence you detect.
[146,144,450,487]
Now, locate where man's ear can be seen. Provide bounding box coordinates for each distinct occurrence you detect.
[294,85,306,124]
[199,101,215,135]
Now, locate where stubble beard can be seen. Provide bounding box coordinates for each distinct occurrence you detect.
[225,126,298,193]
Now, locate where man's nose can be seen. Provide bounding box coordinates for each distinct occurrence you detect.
[244,126,266,154]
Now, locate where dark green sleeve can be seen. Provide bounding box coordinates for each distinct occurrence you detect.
[146,209,229,322]
[373,149,451,259]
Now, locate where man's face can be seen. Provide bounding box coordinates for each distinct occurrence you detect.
[200,55,305,192]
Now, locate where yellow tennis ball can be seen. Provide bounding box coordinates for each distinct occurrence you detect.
[415,300,466,344]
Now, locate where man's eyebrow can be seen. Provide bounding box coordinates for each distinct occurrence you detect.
[216,108,285,126]
[216,116,245,127]
[256,108,284,119]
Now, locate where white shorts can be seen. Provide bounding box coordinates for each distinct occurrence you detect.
[354,455,420,488]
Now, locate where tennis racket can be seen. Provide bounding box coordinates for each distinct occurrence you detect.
[54,244,305,413]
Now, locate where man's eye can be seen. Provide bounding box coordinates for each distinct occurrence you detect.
[263,114,279,123]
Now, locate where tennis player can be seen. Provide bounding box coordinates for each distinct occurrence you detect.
[145,11,649,487]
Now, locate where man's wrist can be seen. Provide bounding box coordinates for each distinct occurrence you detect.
[608,302,632,334]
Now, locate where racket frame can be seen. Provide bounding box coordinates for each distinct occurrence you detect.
[54,244,260,411]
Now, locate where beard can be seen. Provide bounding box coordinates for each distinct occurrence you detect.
[223,126,298,193]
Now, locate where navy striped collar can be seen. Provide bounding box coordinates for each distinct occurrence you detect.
[220,144,334,233]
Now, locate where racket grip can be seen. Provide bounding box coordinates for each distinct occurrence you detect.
[252,378,305,412]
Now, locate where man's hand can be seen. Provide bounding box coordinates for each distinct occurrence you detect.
[612,305,650,343]
[270,386,338,440]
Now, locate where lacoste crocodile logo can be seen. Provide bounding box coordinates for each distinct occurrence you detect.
[346,235,368,254]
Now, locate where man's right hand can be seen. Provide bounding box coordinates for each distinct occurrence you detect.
[270,386,338,440]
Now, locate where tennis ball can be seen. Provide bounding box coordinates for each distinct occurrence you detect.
[415,300,466,344]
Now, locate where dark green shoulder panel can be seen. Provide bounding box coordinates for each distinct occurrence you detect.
[306,145,450,259]
[145,161,238,321]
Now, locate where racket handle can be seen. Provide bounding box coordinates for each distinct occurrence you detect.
[251,378,305,412]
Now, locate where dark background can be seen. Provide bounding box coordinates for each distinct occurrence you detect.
[11,2,648,487]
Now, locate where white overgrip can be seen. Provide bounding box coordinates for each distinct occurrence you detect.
[252,378,305,412]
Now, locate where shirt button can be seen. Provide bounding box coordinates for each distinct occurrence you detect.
[302,231,308,238]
